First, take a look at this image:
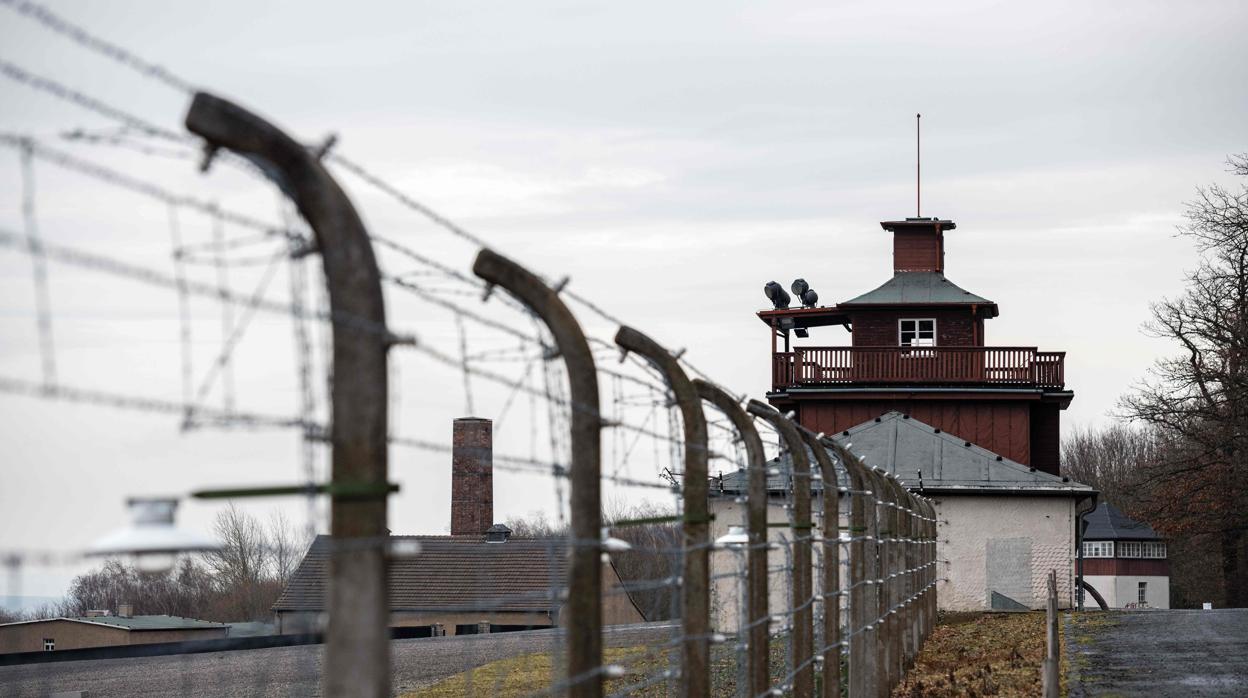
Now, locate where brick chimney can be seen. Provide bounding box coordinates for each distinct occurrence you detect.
[117,603,133,618]
[450,417,493,536]
[882,217,956,274]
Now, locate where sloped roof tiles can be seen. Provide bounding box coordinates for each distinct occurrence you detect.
[1082,501,1162,541]
[273,536,570,613]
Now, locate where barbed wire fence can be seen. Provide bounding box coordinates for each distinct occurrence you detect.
[0,1,939,696]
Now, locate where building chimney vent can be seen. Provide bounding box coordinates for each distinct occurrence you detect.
[451,418,493,537]
[117,603,133,618]
[485,523,512,544]
[881,218,956,275]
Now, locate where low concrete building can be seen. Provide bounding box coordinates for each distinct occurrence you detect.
[0,613,228,654]
[709,411,1096,626]
[274,416,645,635]
[1080,502,1170,609]
[274,531,645,635]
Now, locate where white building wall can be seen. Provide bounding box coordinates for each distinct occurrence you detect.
[1083,575,1170,609]
[709,491,1083,628]
[708,492,1080,629]
[708,498,800,632]
[934,495,1078,611]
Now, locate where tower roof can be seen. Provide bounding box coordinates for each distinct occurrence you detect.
[839,271,998,316]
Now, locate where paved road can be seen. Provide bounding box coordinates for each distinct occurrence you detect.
[0,622,677,697]
[1067,609,1248,697]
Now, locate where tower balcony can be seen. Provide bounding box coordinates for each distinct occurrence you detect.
[771,346,1066,391]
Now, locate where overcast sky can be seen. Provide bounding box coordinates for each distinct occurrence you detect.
[2,0,1246,600]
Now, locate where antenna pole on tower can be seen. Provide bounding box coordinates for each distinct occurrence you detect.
[916,112,921,217]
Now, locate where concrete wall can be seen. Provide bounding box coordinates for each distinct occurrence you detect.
[934,495,1077,611]
[1084,575,1170,609]
[708,498,801,632]
[708,491,1080,629]
[0,619,227,653]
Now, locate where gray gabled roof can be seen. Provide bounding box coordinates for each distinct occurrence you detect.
[1082,501,1162,541]
[840,272,996,310]
[0,615,227,631]
[275,535,570,614]
[712,411,1093,496]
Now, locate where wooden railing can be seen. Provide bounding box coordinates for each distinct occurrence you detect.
[772,346,1066,389]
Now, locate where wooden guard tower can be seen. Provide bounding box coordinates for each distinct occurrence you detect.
[761,216,1072,475]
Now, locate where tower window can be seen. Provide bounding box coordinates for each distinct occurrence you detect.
[899,319,936,347]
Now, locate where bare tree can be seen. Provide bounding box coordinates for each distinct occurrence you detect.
[505,503,681,620]
[1119,153,1248,607]
[204,504,270,589]
[267,511,312,583]
[1061,423,1164,506]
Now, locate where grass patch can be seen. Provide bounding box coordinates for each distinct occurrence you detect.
[406,636,794,697]
[406,647,649,697]
[893,611,1050,697]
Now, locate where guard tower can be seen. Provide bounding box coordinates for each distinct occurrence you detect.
[760,216,1072,474]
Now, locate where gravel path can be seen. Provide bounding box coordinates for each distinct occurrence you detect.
[0,622,677,697]
[1066,609,1248,697]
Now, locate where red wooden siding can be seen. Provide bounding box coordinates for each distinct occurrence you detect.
[850,309,978,347]
[893,230,943,273]
[801,400,1032,465]
[1081,558,1170,576]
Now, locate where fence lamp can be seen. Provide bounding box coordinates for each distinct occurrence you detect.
[86,497,220,573]
[600,527,632,563]
[714,525,750,549]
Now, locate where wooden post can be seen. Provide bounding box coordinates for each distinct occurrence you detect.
[616,327,709,698]
[186,93,390,697]
[1042,569,1060,698]
[474,249,603,697]
[746,401,814,698]
[694,380,769,698]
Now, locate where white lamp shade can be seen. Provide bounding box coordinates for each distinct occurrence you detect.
[87,498,219,557]
[714,525,750,548]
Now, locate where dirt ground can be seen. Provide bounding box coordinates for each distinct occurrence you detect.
[893,611,1050,697]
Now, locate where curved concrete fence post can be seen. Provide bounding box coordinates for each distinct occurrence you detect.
[798,427,842,698]
[615,327,709,698]
[474,249,602,697]
[745,400,814,698]
[693,379,769,698]
[186,93,390,698]
[822,440,880,698]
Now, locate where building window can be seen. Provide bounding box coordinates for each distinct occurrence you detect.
[1083,541,1113,558]
[899,319,936,347]
[1118,541,1143,558]
[1142,541,1167,558]
[1138,582,1148,604]
[43,638,54,651]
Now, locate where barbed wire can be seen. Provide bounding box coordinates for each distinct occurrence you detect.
[0,0,197,94]
[0,11,943,693]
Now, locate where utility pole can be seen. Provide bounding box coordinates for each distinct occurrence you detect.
[186,93,391,698]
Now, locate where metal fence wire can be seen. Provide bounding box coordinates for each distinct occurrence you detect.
[0,2,938,696]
